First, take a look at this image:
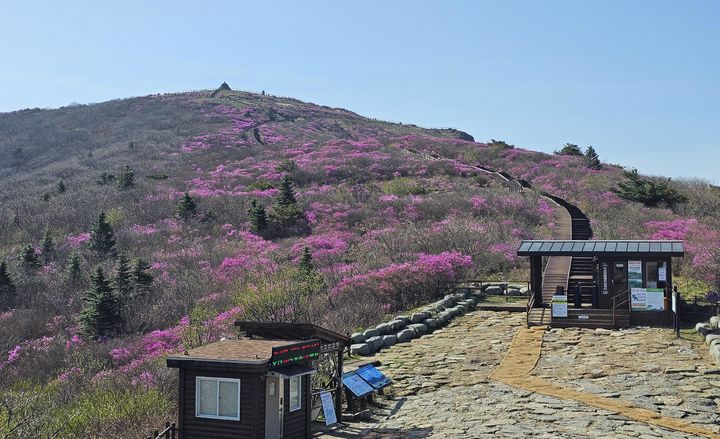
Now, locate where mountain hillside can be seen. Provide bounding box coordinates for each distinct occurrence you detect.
[1,88,719,437]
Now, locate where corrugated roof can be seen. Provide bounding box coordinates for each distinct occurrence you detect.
[167,338,300,364]
[517,240,684,257]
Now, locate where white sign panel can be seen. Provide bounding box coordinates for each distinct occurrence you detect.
[552,295,568,318]
[320,391,337,425]
[631,287,665,311]
[658,266,667,282]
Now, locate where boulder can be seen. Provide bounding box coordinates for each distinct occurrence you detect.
[363,328,380,339]
[350,333,366,344]
[696,322,713,336]
[409,323,427,335]
[711,316,720,329]
[707,333,720,346]
[424,318,438,330]
[395,315,411,325]
[507,288,523,297]
[396,329,416,342]
[366,336,384,352]
[485,285,503,295]
[389,320,405,331]
[375,323,392,335]
[410,312,427,324]
[382,334,397,347]
[350,343,370,356]
[520,286,530,295]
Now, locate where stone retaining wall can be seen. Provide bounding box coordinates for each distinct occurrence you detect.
[349,289,483,356]
[695,316,720,364]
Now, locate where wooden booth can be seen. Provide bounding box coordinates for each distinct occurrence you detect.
[167,322,349,439]
[518,240,684,328]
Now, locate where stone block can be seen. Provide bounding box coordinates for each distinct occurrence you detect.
[409,323,427,335]
[363,328,380,338]
[711,316,720,329]
[382,334,397,347]
[366,336,384,352]
[389,320,405,331]
[395,315,411,325]
[350,343,370,356]
[706,333,720,346]
[350,332,366,344]
[396,328,416,342]
[375,322,392,335]
[485,285,503,295]
[424,318,438,330]
[410,312,427,323]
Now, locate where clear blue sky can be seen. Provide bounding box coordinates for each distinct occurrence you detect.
[2,1,719,182]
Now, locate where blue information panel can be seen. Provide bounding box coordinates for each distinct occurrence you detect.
[342,371,374,397]
[356,365,392,390]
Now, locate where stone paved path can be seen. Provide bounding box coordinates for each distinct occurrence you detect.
[318,311,720,438]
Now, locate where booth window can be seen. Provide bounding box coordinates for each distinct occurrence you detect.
[644,261,667,289]
[289,375,302,412]
[196,377,241,420]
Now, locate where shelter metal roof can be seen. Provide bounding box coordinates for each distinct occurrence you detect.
[517,240,684,257]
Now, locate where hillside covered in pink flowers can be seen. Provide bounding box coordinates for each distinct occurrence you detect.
[1,88,719,436]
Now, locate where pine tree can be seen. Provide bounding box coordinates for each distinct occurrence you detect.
[64,252,82,286]
[56,180,66,193]
[175,192,197,220]
[276,175,297,207]
[583,146,602,170]
[248,200,268,235]
[0,262,16,310]
[79,267,123,338]
[17,244,41,272]
[40,229,54,262]
[117,165,135,189]
[90,211,116,256]
[113,253,133,299]
[298,247,314,274]
[128,141,134,150]
[131,258,154,290]
[555,143,583,156]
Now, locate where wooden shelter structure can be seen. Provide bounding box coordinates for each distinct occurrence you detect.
[166,322,349,439]
[519,239,684,329]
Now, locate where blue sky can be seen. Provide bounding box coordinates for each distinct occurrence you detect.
[2,1,718,182]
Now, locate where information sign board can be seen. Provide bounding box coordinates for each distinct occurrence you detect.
[342,371,374,397]
[270,339,321,368]
[320,391,337,425]
[631,288,665,311]
[551,295,567,318]
[356,365,392,390]
[628,260,643,288]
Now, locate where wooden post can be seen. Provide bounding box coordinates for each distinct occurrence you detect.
[335,347,344,419]
[177,369,184,439]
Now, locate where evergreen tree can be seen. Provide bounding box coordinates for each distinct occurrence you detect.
[128,141,134,150]
[113,253,133,298]
[42,193,51,202]
[79,267,123,338]
[90,211,116,256]
[17,244,41,272]
[583,146,602,170]
[298,247,314,274]
[248,199,268,235]
[276,175,298,207]
[131,258,154,290]
[0,262,16,310]
[555,143,583,156]
[64,252,82,286]
[175,192,197,220]
[117,165,135,189]
[40,229,54,262]
[56,180,66,193]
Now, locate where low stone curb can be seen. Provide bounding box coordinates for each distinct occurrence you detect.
[695,318,720,364]
[349,290,482,356]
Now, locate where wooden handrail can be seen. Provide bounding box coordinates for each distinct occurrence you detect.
[611,290,629,328]
[146,422,177,439]
[526,290,536,328]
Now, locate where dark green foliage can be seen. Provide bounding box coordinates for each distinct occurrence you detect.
[488,139,515,149]
[17,244,41,271]
[116,165,135,189]
[64,252,83,285]
[175,192,197,220]
[56,180,66,193]
[95,172,115,185]
[146,174,169,180]
[298,247,314,274]
[583,146,602,170]
[276,159,297,173]
[42,193,51,202]
[248,180,274,191]
[128,141,134,150]
[248,199,268,235]
[0,262,16,310]
[113,253,133,299]
[40,229,55,262]
[555,143,583,156]
[613,169,687,208]
[90,211,116,256]
[131,258,153,290]
[79,267,123,338]
[276,175,298,207]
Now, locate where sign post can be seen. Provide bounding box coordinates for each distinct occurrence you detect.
[320,391,337,425]
[551,295,568,318]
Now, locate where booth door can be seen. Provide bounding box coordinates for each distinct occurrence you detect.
[265,377,284,439]
[605,261,628,308]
